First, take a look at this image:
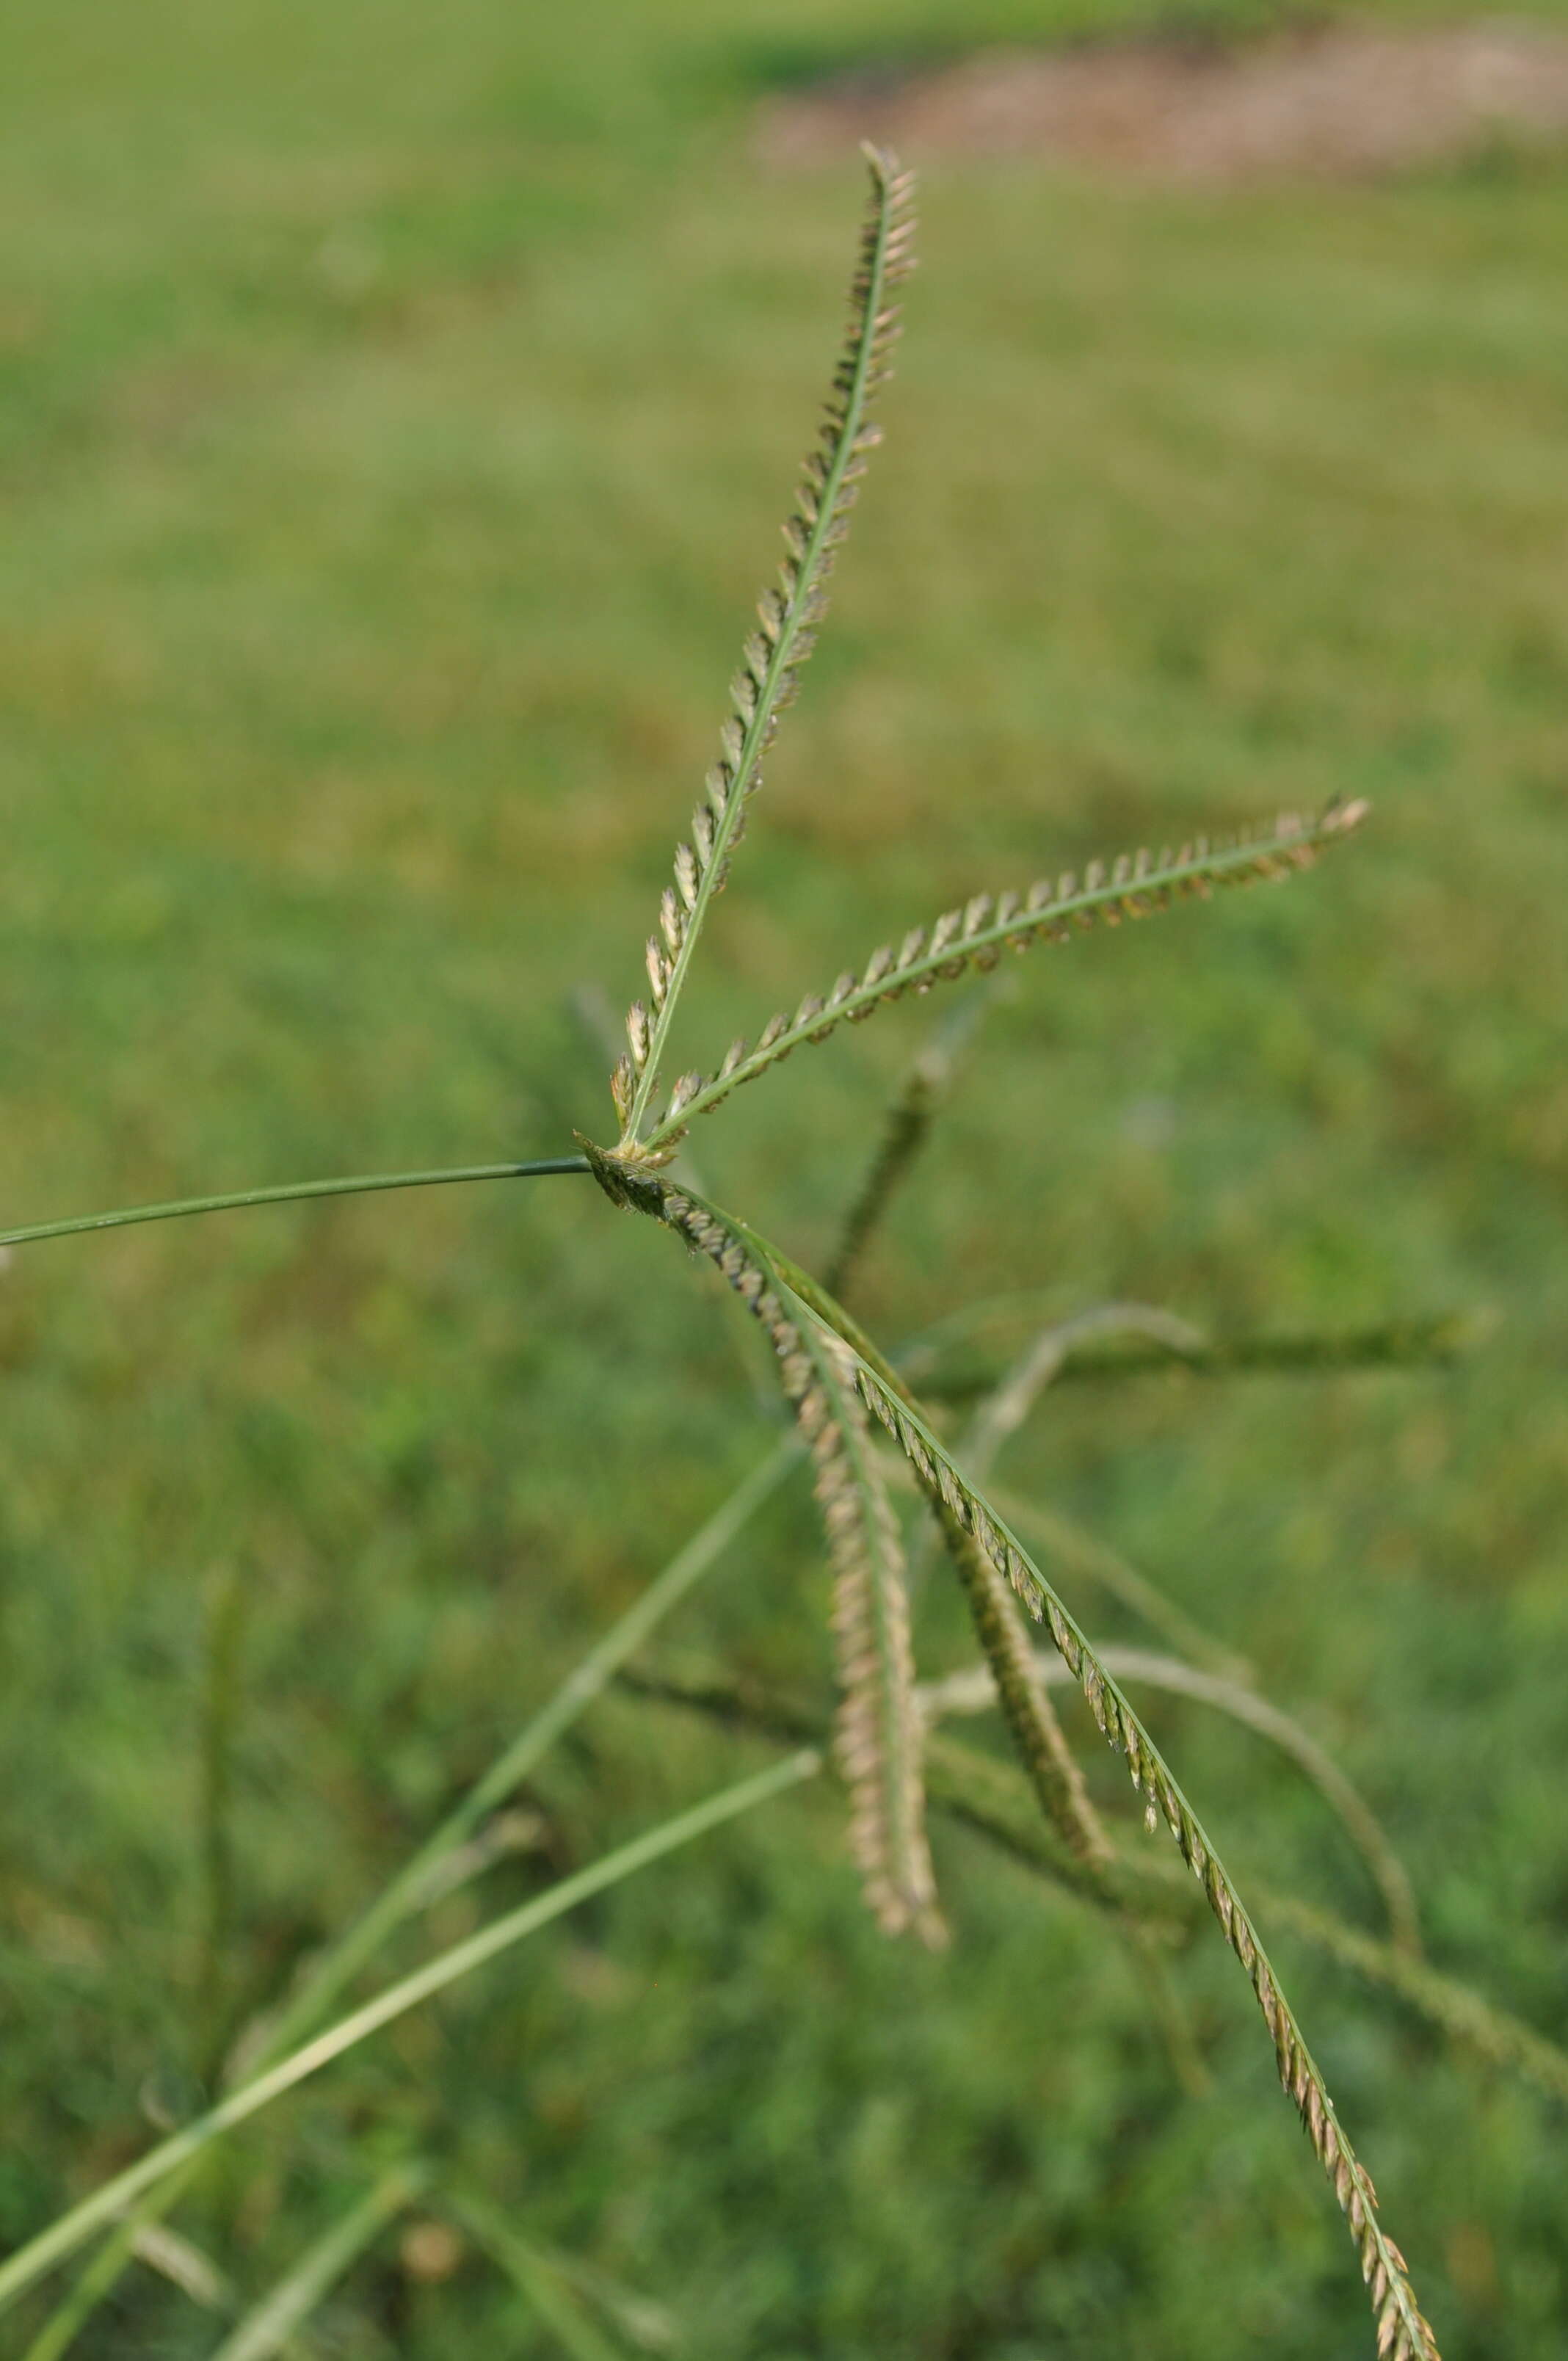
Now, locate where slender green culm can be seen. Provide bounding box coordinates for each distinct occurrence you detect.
[210,2168,420,2361]
[615,148,916,1153]
[0,1159,591,1250]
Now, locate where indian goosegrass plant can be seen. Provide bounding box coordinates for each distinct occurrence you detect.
[4,144,1559,2360]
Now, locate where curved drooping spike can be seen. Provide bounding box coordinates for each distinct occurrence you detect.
[658,1188,943,1946]
[628,1184,1438,2361]
[615,150,918,1158]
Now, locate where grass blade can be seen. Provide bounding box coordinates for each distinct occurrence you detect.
[0,1752,819,2318]
[453,2194,636,2361]
[617,148,915,1153]
[23,1439,800,2356]
[209,2168,419,2361]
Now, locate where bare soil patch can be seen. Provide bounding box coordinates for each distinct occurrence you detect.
[755,21,1568,185]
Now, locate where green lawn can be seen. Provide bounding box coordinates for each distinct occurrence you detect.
[2,3,1566,2354]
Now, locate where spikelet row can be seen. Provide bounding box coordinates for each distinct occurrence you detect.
[845,1349,1440,2361]
[639,799,1368,1151]
[937,1506,1114,1873]
[658,1187,943,1945]
[614,150,918,1153]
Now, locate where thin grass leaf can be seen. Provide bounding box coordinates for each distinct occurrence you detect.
[639,800,1368,1153]
[453,2194,644,2361]
[0,1752,819,2317]
[921,1646,1420,1957]
[659,1189,941,1943]
[26,1437,804,2357]
[617,148,916,1153]
[209,2168,419,2361]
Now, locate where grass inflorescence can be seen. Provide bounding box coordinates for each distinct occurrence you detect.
[8,145,1540,2361]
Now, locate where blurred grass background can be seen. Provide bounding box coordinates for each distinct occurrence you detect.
[1,0,1565,2351]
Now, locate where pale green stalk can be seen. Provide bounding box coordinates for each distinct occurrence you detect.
[0,1159,590,1250]
[208,2167,420,2361]
[453,2194,628,2361]
[258,1435,798,2057]
[0,1752,819,2315]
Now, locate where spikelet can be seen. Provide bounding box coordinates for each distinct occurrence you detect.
[839,1343,1440,2361]
[614,149,918,1158]
[658,1188,943,1945]
[639,800,1369,1149]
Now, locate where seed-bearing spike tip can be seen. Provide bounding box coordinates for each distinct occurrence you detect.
[615,151,917,1150]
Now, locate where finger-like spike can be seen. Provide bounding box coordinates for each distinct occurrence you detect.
[614,153,917,1150]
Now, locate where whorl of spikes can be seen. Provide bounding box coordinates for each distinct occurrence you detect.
[637,799,1368,1153]
[836,1342,1440,2361]
[658,1189,943,1945]
[614,149,918,1156]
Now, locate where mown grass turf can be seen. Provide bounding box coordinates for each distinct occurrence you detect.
[1,3,1565,2354]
